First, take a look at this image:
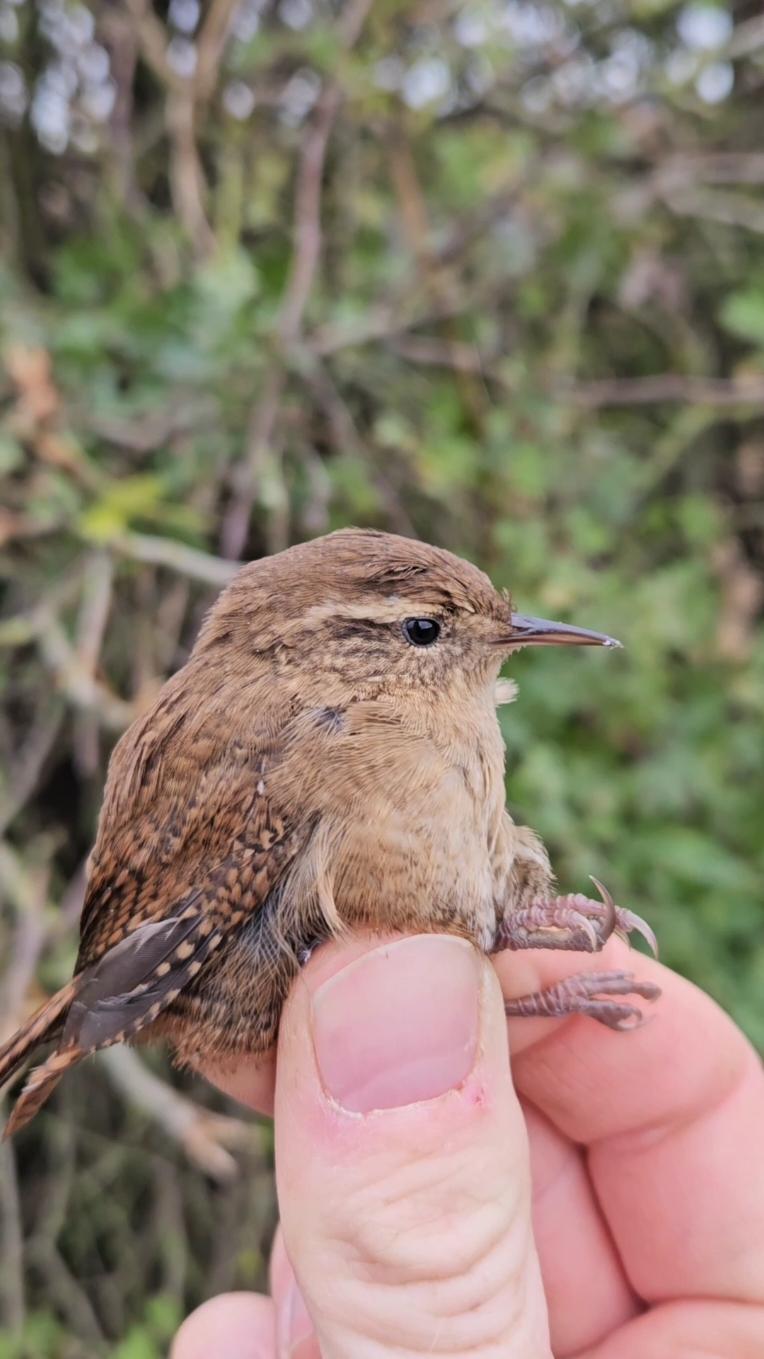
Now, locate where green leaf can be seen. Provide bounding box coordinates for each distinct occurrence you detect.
[720,289,764,347]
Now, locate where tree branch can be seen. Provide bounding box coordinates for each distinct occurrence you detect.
[568,374,764,408]
[113,531,239,585]
[123,0,239,257]
[101,1047,253,1181]
[220,0,374,560]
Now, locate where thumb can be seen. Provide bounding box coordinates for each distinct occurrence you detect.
[273,933,552,1359]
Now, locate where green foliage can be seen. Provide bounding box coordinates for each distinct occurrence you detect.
[111,1297,183,1359]
[1,0,763,1348]
[0,1297,180,1359]
[721,287,764,350]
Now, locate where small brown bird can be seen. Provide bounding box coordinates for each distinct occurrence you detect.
[0,530,658,1135]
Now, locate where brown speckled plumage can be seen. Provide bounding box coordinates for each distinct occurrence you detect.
[0,529,658,1135]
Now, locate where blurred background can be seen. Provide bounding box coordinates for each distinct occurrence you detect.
[1,0,763,1352]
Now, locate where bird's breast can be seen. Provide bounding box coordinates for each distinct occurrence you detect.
[309,702,506,949]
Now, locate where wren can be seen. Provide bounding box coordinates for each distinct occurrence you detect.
[0,529,658,1134]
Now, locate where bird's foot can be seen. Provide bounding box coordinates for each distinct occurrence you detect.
[495,877,658,957]
[505,969,661,1031]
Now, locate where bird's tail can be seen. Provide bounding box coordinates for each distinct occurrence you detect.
[0,980,83,1137]
[4,1044,83,1137]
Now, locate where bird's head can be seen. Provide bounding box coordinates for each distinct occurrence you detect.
[196,529,620,705]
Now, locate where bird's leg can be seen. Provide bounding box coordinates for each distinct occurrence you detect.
[494,877,658,957]
[504,970,661,1030]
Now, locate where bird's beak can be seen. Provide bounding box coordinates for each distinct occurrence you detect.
[498,612,622,650]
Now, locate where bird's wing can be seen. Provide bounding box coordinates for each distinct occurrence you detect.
[2,709,308,1135]
[70,776,304,1047]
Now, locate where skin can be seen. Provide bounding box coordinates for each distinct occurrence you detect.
[172,934,764,1359]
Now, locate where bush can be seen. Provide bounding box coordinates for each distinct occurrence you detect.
[1,0,762,1349]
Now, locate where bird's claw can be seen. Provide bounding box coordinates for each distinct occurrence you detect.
[505,969,662,1029]
[589,876,659,958]
[496,880,658,958]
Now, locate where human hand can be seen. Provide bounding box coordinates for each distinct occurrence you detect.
[171,932,764,1358]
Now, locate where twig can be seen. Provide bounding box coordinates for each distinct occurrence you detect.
[0,509,66,548]
[222,368,285,561]
[0,1138,25,1333]
[54,857,88,937]
[74,552,114,675]
[726,13,764,58]
[220,79,342,557]
[73,552,115,773]
[99,7,143,214]
[101,1047,252,1181]
[711,538,764,661]
[123,0,179,88]
[655,152,764,188]
[0,844,52,1032]
[311,304,401,356]
[370,333,764,410]
[166,85,217,258]
[195,0,242,104]
[124,0,239,256]
[279,87,346,345]
[669,11,764,76]
[662,186,764,236]
[151,1161,188,1299]
[0,706,63,838]
[385,127,488,430]
[154,577,192,671]
[0,573,84,650]
[84,400,217,454]
[384,338,764,411]
[37,617,136,731]
[305,358,417,536]
[25,1242,105,1343]
[112,530,239,585]
[568,374,764,408]
[221,0,374,559]
[311,298,484,357]
[435,186,523,267]
[390,335,498,375]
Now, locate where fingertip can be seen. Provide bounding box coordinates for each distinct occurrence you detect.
[171,1292,275,1359]
[497,937,756,1146]
[197,1047,278,1116]
[495,935,655,1055]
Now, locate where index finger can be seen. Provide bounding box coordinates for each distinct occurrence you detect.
[494,937,764,1306]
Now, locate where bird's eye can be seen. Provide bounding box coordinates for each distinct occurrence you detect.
[403,617,441,647]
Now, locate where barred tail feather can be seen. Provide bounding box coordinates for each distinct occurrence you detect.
[0,982,84,1138]
[0,980,80,1089]
[4,1045,82,1137]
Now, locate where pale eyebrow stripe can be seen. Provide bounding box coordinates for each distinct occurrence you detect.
[300,598,434,628]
